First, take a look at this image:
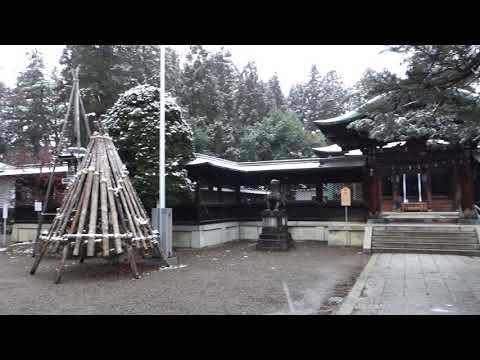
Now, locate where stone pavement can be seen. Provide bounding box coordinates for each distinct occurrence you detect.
[336,253,480,315]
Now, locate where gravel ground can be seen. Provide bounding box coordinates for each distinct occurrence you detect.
[0,241,369,315]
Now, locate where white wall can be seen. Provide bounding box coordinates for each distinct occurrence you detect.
[0,177,15,208]
[173,221,366,248]
[11,223,51,243]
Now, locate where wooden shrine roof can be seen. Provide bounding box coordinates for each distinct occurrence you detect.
[186,153,367,185]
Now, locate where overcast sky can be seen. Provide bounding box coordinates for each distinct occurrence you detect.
[0,45,407,94]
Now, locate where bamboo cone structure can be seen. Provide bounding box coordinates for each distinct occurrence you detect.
[30,132,168,283]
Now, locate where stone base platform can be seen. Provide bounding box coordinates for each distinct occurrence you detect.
[256,226,294,251]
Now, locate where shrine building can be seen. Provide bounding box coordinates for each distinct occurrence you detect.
[176,97,480,252]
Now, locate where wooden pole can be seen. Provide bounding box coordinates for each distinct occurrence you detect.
[54,243,70,284]
[99,138,110,257]
[33,75,77,257]
[87,144,100,257]
[73,68,81,148]
[30,239,49,275]
[73,156,95,256]
[79,96,91,139]
[101,139,122,254]
[127,245,140,279]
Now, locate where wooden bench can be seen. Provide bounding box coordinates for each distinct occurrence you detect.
[401,202,428,212]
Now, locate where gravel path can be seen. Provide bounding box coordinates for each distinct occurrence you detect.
[0,241,369,315]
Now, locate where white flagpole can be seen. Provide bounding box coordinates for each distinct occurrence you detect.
[159,45,166,209]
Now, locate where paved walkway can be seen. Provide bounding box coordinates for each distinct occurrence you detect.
[336,253,480,315]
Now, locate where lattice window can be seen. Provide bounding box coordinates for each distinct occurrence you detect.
[323,183,363,201]
[291,184,318,201]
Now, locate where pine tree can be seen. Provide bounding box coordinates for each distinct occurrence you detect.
[265,73,285,110]
[347,46,480,144]
[11,49,54,154]
[287,83,305,117]
[59,45,182,123]
[0,81,10,157]
[180,45,239,158]
[235,62,269,128]
[288,66,348,130]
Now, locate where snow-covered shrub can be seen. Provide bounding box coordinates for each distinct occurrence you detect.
[104,85,194,209]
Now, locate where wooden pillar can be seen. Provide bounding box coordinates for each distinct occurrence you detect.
[460,158,475,218]
[208,184,214,203]
[217,185,223,203]
[452,164,461,210]
[235,185,241,204]
[425,168,433,205]
[367,169,381,218]
[316,183,323,202]
[392,174,400,211]
[194,182,201,205]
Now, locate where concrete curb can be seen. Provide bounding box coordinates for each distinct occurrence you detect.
[334,253,378,315]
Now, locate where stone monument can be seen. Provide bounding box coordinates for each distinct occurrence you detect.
[256,179,294,251]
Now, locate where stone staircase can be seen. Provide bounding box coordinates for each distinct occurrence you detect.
[381,211,459,224]
[371,224,480,256]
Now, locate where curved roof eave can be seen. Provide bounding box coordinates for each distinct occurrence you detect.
[314,94,387,126]
[313,110,365,126]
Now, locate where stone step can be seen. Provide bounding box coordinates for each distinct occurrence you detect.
[372,236,478,243]
[372,241,480,250]
[372,231,477,237]
[371,247,480,256]
[372,233,478,239]
[373,226,475,232]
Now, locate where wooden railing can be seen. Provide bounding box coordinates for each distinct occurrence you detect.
[172,201,368,225]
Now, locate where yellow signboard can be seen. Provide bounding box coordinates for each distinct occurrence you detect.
[340,186,351,207]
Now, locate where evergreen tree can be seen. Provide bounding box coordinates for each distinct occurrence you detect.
[59,45,182,125]
[265,73,285,111]
[104,85,194,209]
[347,46,480,144]
[287,83,305,117]
[238,110,326,161]
[180,45,238,158]
[0,81,10,157]
[288,66,348,130]
[11,50,55,154]
[345,68,400,110]
[235,62,269,127]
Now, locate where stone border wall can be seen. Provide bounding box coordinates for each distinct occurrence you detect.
[172,221,366,248]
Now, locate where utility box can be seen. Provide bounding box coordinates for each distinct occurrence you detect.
[152,207,173,259]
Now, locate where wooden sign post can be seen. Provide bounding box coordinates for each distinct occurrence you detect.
[2,203,8,247]
[340,186,351,246]
[340,186,351,223]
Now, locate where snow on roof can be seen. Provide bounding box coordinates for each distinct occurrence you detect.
[0,165,68,177]
[188,153,365,172]
[314,94,386,126]
[312,144,343,153]
[313,110,365,126]
[382,141,406,148]
[200,186,268,194]
[0,162,15,171]
[427,139,450,145]
[313,145,363,156]
[345,149,363,155]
